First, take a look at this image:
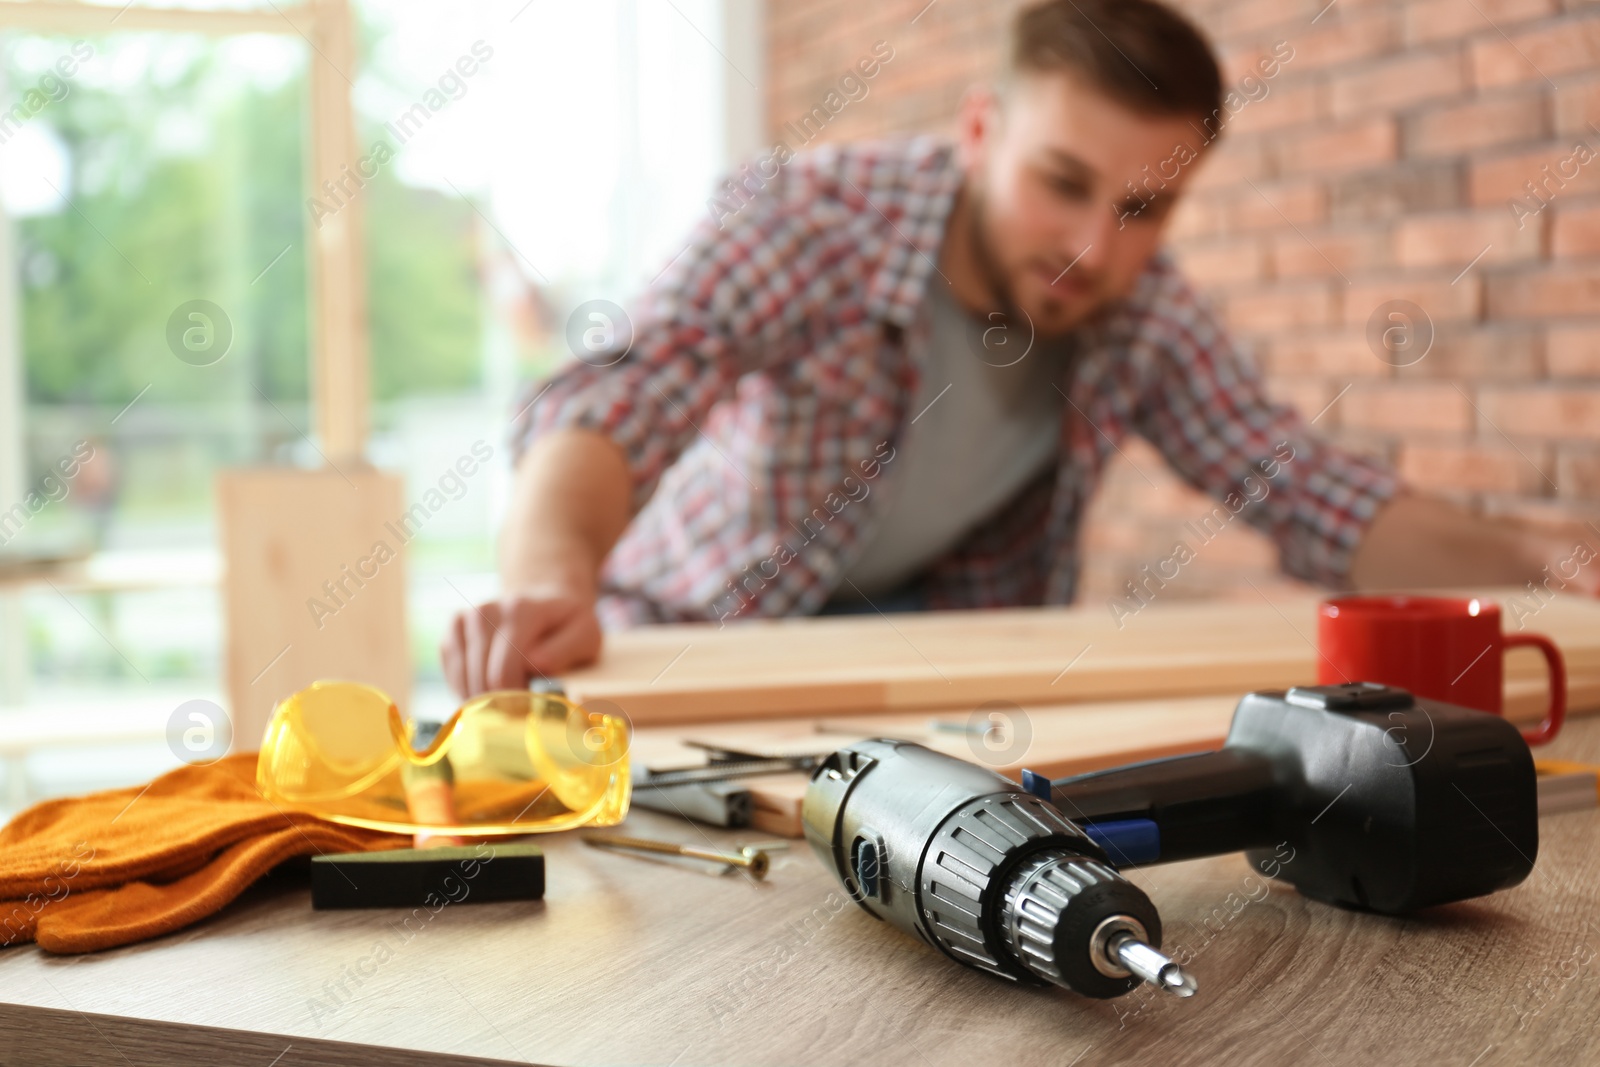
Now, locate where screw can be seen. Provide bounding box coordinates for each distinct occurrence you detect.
[584,833,770,879]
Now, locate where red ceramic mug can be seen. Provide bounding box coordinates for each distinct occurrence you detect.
[1317,594,1566,746]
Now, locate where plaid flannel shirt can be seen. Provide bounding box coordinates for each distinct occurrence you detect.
[510,136,1400,628]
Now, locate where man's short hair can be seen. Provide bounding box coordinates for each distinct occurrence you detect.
[1008,0,1223,123]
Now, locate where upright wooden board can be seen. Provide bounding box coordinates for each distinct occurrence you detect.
[217,466,409,752]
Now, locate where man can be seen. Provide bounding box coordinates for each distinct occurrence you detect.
[440,0,1598,697]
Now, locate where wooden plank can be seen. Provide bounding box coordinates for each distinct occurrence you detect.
[1507,673,1600,723]
[566,590,1600,725]
[747,775,808,837]
[647,696,1236,838]
[217,467,409,753]
[3,718,1600,1064]
[638,677,1600,838]
[671,696,1234,774]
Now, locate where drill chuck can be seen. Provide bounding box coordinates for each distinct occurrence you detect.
[1003,850,1192,997]
[803,740,1194,1000]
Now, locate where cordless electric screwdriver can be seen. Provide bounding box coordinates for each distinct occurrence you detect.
[803,682,1539,1001]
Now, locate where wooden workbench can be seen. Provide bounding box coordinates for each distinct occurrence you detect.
[2,718,1597,1066]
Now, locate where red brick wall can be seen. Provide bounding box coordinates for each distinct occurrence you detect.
[764,0,1600,606]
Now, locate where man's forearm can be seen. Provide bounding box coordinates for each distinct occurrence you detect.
[499,428,633,597]
[1349,491,1600,594]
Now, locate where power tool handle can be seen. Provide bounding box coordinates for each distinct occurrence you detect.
[1047,748,1280,864]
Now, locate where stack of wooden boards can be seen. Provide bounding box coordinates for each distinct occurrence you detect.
[565,590,1600,836]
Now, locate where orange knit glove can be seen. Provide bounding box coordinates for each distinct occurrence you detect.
[0,754,409,953]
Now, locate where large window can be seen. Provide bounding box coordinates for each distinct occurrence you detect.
[0,0,759,812]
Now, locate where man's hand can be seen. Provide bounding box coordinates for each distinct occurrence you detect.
[440,586,602,697]
[1351,492,1600,597]
[439,427,632,699]
[1524,519,1600,598]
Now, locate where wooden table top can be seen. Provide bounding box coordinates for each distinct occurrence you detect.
[3,717,1597,1066]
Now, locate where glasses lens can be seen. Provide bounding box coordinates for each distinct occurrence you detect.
[260,684,631,835]
[529,692,630,808]
[259,681,399,803]
[448,690,630,816]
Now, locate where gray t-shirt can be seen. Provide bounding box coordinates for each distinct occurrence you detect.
[839,278,1065,598]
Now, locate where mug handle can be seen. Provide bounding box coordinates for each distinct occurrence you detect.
[1504,633,1566,747]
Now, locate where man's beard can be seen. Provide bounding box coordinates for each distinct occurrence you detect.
[965,185,1024,323]
[964,186,1074,339]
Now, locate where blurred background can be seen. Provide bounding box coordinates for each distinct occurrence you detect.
[0,0,758,809]
[0,0,1596,812]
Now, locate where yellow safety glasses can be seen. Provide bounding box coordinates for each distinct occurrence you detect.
[257,681,631,835]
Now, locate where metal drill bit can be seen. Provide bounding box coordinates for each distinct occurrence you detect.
[1107,931,1198,997]
[583,833,770,879]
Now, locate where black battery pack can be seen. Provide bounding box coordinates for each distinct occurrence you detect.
[310,843,545,910]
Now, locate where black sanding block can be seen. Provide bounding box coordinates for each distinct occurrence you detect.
[311,843,544,910]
